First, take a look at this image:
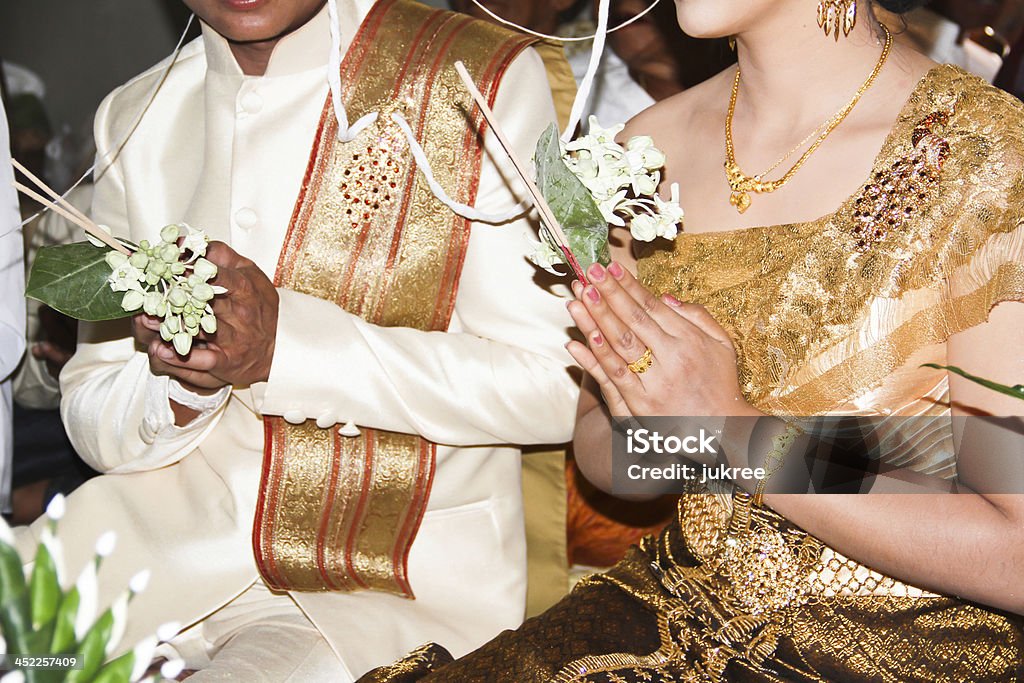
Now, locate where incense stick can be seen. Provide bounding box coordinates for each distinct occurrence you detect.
[453,61,587,282]
[10,160,131,255]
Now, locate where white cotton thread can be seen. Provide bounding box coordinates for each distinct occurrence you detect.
[563,0,611,141]
[467,0,663,43]
[390,112,529,224]
[20,14,197,227]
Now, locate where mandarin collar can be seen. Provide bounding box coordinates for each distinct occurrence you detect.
[201,0,376,77]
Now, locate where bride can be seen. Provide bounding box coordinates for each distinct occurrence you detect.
[362,0,1024,680]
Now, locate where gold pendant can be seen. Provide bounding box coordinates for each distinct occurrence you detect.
[730,191,751,214]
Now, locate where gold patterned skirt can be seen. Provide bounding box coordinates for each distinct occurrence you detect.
[360,484,1024,682]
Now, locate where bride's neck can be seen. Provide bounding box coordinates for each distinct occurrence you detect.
[732,3,888,131]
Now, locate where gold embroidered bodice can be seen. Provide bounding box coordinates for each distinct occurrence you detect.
[595,64,1024,680]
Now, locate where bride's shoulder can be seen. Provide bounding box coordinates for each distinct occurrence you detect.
[622,67,735,142]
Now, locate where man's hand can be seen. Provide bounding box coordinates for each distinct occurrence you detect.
[133,241,279,391]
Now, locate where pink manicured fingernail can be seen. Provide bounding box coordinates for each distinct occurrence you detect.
[591,332,604,346]
[586,286,600,303]
[607,261,624,279]
[663,293,683,307]
[588,263,606,281]
[571,280,583,297]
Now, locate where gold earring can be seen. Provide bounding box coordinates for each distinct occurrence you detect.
[817,0,857,41]
[728,36,736,51]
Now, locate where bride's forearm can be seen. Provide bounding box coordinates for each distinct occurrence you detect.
[717,415,1024,614]
[766,490,1024,615]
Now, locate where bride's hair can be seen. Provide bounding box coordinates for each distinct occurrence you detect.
[875,0,929,12]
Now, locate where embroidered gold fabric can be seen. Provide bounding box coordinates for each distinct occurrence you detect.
[357,65,1024,682]
[253,0,534,597]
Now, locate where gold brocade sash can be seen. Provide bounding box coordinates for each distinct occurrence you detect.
[253,0,534,597]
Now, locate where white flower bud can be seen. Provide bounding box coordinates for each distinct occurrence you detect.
[156,622,182,642]
[159,243,180,264]
[167,287,189,308]
[129,569,151,594]
[183,314,198,329]
[161,659,186,680]
[128,252,149,269]
[155,301,168,317]
[145,272,161,286]
[629,213,659,242]
[121,290,145,312]
[192,283,215,302]
[160,224,182,244]
[200,314,217,334]
[95,531,117,557]
[159,322,174,342]
[170,262,186,275]
[105,251,128,269]
[86,224,115,249]
[142,292,163,316]
[46,493,66,521]
[172,332,193,356]
[193,258,218,282]
[162,316,181,335]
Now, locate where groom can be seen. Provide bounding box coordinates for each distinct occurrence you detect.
[18,0,577,679]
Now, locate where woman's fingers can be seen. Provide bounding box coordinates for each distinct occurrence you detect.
[566,340,631,417]
[604,262,687,334]
[586,264,669,353]
[662,295,735,347]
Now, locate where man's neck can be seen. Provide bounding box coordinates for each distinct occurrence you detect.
[229,39,279,76]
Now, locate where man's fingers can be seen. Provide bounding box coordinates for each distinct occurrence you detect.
[149,339,223,373]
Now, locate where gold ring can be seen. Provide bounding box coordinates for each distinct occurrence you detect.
[627,347,654,374]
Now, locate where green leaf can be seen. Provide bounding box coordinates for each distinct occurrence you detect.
[91,651,134,683]
[0,590,33,657]
[65,608,113,683]
[49,587,80,655]
[26,243,132,322]
[921,364,1024,401]
[0,539,27,607]
[30,541,60,630]
[534,123,610,273]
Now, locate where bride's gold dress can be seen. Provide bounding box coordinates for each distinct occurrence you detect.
[360,65,1024,682]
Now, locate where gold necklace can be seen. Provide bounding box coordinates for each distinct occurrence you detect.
[724,24,892,214]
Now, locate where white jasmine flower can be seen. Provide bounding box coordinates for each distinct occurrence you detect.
[180,224,209,256]
[526,237,566,276]
[629,213,660,242]
[95,531,117,558]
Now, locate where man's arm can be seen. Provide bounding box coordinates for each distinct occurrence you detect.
[60,92,230,474]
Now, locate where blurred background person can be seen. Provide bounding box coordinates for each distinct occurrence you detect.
[3,63,95,524]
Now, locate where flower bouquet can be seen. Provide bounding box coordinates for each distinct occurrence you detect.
[0,497,183,683]
[12,160,223,356]
[453,63,682,284]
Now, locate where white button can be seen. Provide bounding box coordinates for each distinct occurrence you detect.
[315,411,338,429]
[240,91,263,115]
[234,208,258,230]
[339,421,361,437]
[283,409,306,425]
